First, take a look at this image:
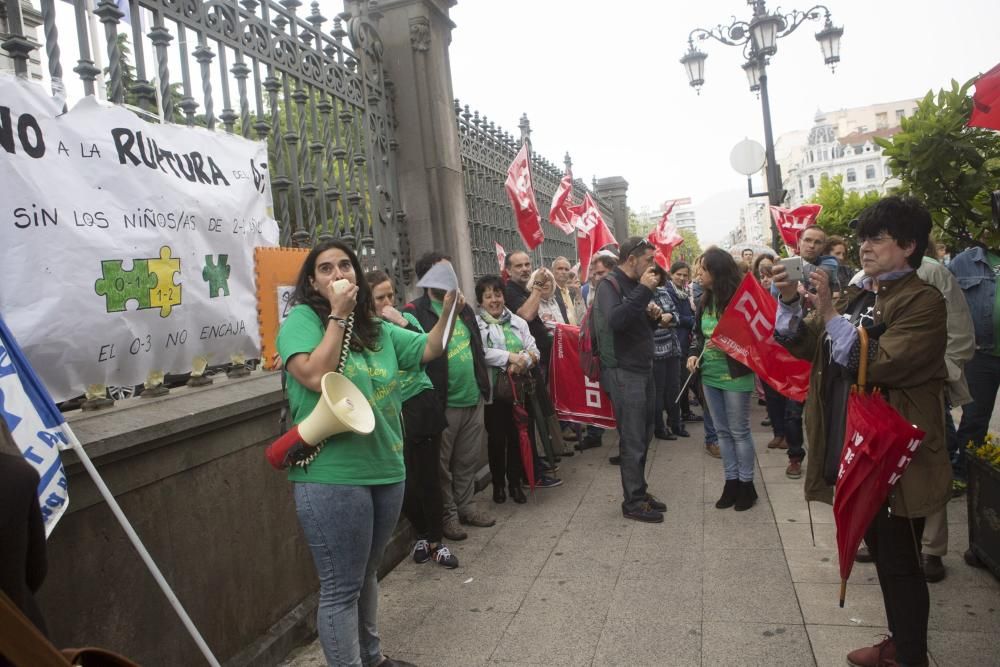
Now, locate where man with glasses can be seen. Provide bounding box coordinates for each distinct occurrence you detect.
[592,237,669,523]
[772,196,948,667]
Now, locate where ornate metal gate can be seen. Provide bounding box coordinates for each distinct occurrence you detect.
[1,0,408,283]
[455,100,614,278]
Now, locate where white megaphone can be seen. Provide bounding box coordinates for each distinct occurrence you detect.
[266,372,376,469]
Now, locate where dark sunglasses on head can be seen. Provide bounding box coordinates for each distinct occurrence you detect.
[622,238,653,257]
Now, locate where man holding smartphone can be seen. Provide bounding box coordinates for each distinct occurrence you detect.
[775,225,828,479]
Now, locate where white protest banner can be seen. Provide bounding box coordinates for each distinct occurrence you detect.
[0,75,279,401]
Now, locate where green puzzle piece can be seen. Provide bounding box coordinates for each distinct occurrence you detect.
[202,254,231,298]
[94,259,156,312]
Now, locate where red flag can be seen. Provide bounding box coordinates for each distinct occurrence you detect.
[648,202,683,269]
[504,144,544,250]
[770,204,823,249]
[549,172,577,234]
[969,63,1000,131]
[710,273,812,402]
[549,324,616,429]
[574,194,617,282]
[494,241,509,281]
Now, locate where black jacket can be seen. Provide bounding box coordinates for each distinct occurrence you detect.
[690,302,753,380]
[403,295,490,408]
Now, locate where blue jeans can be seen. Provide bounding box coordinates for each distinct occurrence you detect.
[762,381,787,438]
[699,379,718,444]
[703,385,755,482]
[601,366,655,512]
[294,482,405,667]
[954,351,1000,481]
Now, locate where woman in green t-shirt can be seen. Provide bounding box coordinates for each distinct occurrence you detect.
[687,248,758,512]
[277,240,456,667]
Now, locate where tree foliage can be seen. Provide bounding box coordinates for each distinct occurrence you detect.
[809,174,880,259]
[875,77,1000,250]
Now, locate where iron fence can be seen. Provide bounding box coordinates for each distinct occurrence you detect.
[455,100,613,278]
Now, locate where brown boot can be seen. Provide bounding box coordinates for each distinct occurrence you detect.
[846,636,895,667]
[767,436,787,449]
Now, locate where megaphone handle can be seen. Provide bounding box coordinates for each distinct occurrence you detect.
[266,425,305,469]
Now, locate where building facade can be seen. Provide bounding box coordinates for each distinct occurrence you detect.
[778,98,920,207]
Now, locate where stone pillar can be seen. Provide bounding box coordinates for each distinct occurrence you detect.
[595,176,630,243]
[373,0,474,297]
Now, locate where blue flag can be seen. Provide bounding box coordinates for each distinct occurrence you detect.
[0,313,71,535]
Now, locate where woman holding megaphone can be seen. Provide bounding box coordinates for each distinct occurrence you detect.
[276,239,459,667]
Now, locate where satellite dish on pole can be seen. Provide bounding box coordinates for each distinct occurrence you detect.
[730,138,766,176]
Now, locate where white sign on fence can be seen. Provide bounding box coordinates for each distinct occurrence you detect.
[0,75,280,401]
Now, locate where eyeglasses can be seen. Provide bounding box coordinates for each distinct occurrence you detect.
[859,234,895,245]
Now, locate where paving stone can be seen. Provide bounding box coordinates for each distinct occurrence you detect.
[701,622,815,666]
[783,547,878,585]
[591,620,702,666]
[928,628,1000,667]
[796,582,887,627]
[703,550,802,623]
[402,608,514,660]
[806,624,894,667]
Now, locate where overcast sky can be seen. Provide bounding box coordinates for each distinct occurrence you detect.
[447,0,1000,245]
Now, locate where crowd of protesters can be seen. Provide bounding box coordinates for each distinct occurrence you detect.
[256,192,1000,667]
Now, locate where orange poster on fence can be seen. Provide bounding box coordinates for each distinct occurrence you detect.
[255,247,310,370]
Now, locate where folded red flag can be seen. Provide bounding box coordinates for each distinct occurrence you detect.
[504,144,544,250]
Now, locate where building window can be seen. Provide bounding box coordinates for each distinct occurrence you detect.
[885,163,893,177]
[876,112,888,129]
[798,179,804,193]
[808,175,815,189]
[866,165,876,180]
[896,109,905,122]
[854,146,863,155]
[846,168,856,183]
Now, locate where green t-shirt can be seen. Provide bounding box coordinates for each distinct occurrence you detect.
[430,299,480,407]
[398,313,435,402]
[989,252,1000,356]
[700,309,755,392]
[277,306,427,485]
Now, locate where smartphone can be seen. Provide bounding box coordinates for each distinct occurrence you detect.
[778,256,804,283]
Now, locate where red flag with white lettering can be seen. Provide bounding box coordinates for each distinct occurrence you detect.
[574,194,618,282]
[549,324,616,428]
[648,202,683,269]
[549,172,577,234]
[505,144,544,250]
[770,204,823,249]
[710,274,811,402]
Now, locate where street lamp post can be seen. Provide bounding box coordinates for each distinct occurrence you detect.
[681,1,843,250]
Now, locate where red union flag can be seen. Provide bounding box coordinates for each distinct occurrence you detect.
[574,194,618,282]
[770,204,823,249]
[494,241,506,274]
[710,274,811,402]
[550,324,616,428]
[504,144,544,250]
[648,202,683,269]
[549,172,577,234]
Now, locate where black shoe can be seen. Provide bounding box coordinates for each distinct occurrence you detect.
[623,502,664,523]
[715,479,739,509]
[510,485,527,504]
[608,455,621,465]
[923,554,946,583]
[856,545,874,563]
[655,431,677,441]
[673,427,691,438]
[645,493,667,512]
[682,412,703,422]
[378,658,418,667]
[761,418,772,427]
[758,398,767,406]
[493,486,506,504]
[576,438,601,451]
[734,481,757,511]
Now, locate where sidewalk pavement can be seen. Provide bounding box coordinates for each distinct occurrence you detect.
[283,405,1000,666]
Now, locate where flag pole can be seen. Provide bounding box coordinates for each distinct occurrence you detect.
[64,431,221,667]
[675,346,707,404]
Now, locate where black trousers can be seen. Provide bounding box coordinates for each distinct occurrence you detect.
[401,433,444,543]
[653,356,682,433]
[864,504,928,664]
[484,400,524,489]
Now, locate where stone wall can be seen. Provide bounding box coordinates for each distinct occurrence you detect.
[35,374,316,666]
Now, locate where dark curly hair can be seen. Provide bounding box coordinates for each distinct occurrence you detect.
[475,274,506,304]
[290,239,381,352]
